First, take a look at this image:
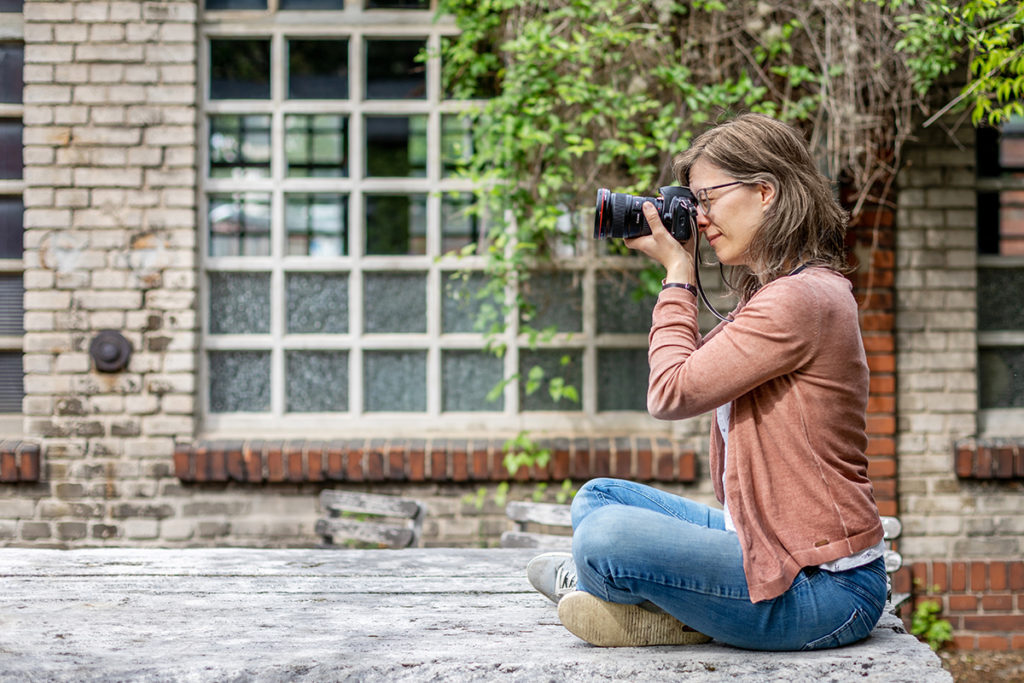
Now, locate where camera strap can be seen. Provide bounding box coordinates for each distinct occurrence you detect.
[693,236,732,323]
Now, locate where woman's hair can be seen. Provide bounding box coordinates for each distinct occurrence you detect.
[672,113,850,301]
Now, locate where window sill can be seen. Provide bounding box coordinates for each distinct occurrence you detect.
[954,438,1024,480]
[174,437,698,485]
[0,440,40,483]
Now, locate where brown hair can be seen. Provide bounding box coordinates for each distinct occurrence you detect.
[672,113,850,301]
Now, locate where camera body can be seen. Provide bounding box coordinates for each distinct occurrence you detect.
[593,186,697,243]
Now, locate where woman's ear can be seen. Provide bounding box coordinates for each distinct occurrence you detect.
[759,181,776,211]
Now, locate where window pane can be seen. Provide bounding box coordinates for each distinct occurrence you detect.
[442,115,472,177]
[286,193,347,256]
[288,39,348,99]
[0,1,24,12]
[978,267,1024,331]
[364,350,426,412]
[364,38,426,99]
[210,39,271,100]
[281,0,343,7]
[364,194,427,255]
[205,0,267,8]
[365,115,427,177]
[0,119,23,180]
[0,274,23,334]
[287,351,348,412]
[286,272,348,333]
[596,271,654,334]
[521,271,582,333]
[0,43,24,104]
[208,351,271,412]
[286,115,347,178]
[0,352,22,413]
[366,0,429,8]
[441,193,480,254]
[208,193,271,256]
[597,349,649,411]
[208,272,271,334]
[519,350,583,411]
[442,271,500,334]
[0,196,23,259]
[209,115,271,179]
[979,347,1024,409]
[443,351,504,412]
[363,272,425,333]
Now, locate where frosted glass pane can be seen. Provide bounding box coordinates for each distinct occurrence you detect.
[521,272,581,332]
[208,272,270,334]
[442,271,501,334]
[287,351,348,412]
[363,272,425,333]
[442,351,504,412]
[519,350,582,411]
[978,267,1024,331]
[364,351,426,412]
[597,349,649,411]
[208,351,270,412]
[287,273,348,334]
[596,271,655,334]
[980,347,1024,408]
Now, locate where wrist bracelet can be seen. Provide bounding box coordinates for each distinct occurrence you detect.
[661,280,697,296]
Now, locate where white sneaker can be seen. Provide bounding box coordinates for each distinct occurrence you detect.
[557,590,712,647]
[526,552,577,604]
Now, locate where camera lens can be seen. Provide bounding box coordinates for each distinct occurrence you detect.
[594,190,660,239]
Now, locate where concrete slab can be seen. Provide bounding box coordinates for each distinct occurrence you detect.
[0,548,951,682]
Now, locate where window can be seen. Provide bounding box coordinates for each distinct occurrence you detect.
[976,117,1024,435]
[0,11,23,434]
[199,1,663,436]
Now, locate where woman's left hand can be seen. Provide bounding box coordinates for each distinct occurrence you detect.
[624,202,696,284]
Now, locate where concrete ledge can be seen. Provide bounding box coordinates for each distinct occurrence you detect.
[0,548,951,682]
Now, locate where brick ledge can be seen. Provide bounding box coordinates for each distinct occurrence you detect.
[954,439,1024,480]
[174,437,698,485]
[0,440,41,483]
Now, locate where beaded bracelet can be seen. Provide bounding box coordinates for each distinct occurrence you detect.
[661,280,698,296]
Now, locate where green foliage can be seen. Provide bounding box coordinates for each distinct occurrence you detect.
[886,0,1024,125]
[910,599,953,651]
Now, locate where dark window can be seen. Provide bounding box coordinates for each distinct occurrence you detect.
[210,39,271,100]
[365,38,426,99]
[0,119,23,179]
[281,0,345,9]
[0,352,22,413]
[205,0,267,9]
[288,39,348,99]
[0,197,23,259]
[0,0,24,12]
[365,0,428,8]
[0,43,24,104]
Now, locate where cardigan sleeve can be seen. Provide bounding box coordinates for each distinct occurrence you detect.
[647,276,823,420]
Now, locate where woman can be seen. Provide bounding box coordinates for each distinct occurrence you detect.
[528,113,887,651]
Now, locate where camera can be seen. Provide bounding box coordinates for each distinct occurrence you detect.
[593,186,697,243]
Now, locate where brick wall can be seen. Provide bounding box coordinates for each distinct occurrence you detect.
[893,117,1024,650]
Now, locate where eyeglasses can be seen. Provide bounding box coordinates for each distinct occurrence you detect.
[692,181,745,214]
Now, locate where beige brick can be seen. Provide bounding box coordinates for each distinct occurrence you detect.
[25,44,74,64]
[24,2,75,22]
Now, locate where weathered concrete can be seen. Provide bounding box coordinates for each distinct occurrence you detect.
[0,548,951,682]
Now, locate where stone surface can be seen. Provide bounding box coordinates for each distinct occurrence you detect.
[0,547,951,682]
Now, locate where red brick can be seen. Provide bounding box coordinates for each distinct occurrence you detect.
[866,437,896,457]
[679,451,696,482]
[244,442,265,482]
[408,449,425,482]
[1009,561,1024,591]
[194,444,209,482]
[490,450,505,481]
[173,443,193,480]
[869,375,895,393]
[866,354,896,373]
[963,614,1024,631]
[286,443,304,482]
[971,562,987,591]
[19,447,40,482]
[912,561,929,592]
[952,634,977,650]
[951,562,967,592]
[572,450,590,480]
[867,457,896,478]
[387,448,405,482]
[451,449,468,482]
[876,500,898,517]
[947,595,977,612]
[989,561,1008,591]
[366,450,384,481]
[1012,634,1024,649]
[345,448,363,482]
[995,446,1015,478]
[209,442,227,482]
[932,562,948,592]
[266,442,285,482]
[981,594,1014,611]
[636,448,652,480]
[656,453,674,481]
[866,395,896,413]
[551,447,570,480]
[861,334,895,353]
[306,443,324,482]
[974,446,993,478]
[226,448,245,482]
[860,313,894,331]
[976,636,1011,651]
[892,567,912,595]
[955,445,975,478]
[873,479,896,501]
[470,447,488,481]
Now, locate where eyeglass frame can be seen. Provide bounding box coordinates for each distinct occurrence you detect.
[690,181,745,214]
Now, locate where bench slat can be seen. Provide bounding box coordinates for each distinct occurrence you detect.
[505,501,572,527]
[320,490,423,519]
[315,518,415,549]
[500,531,572,550]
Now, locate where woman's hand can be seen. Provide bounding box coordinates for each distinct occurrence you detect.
[624,202,697,284]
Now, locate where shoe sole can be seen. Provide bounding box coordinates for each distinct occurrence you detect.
[557,591,712,647]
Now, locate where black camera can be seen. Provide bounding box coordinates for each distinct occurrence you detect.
[593,186,697,243]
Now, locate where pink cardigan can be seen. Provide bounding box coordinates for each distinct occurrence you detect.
[648,267,883,603]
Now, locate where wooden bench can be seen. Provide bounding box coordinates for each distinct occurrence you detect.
[502,500,908,609]
[316,490,426,549]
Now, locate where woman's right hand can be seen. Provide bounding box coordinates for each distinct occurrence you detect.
[624,202,697,284]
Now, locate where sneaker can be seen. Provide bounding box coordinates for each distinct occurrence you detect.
[526,552,577,604]
[557,590,712,647]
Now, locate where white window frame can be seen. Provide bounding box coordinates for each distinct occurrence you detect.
[0,9,24,437]
[198,2,675,439]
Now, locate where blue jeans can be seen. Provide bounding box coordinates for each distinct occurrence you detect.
[570,478,888,651]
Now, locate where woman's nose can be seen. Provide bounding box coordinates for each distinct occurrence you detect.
[696,211,710,232]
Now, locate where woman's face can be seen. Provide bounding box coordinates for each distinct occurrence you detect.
[688,158,774,268]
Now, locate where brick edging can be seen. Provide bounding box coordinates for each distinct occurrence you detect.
[0,441,41,483]
[174,437,698,485]
[954,439,1024,480]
